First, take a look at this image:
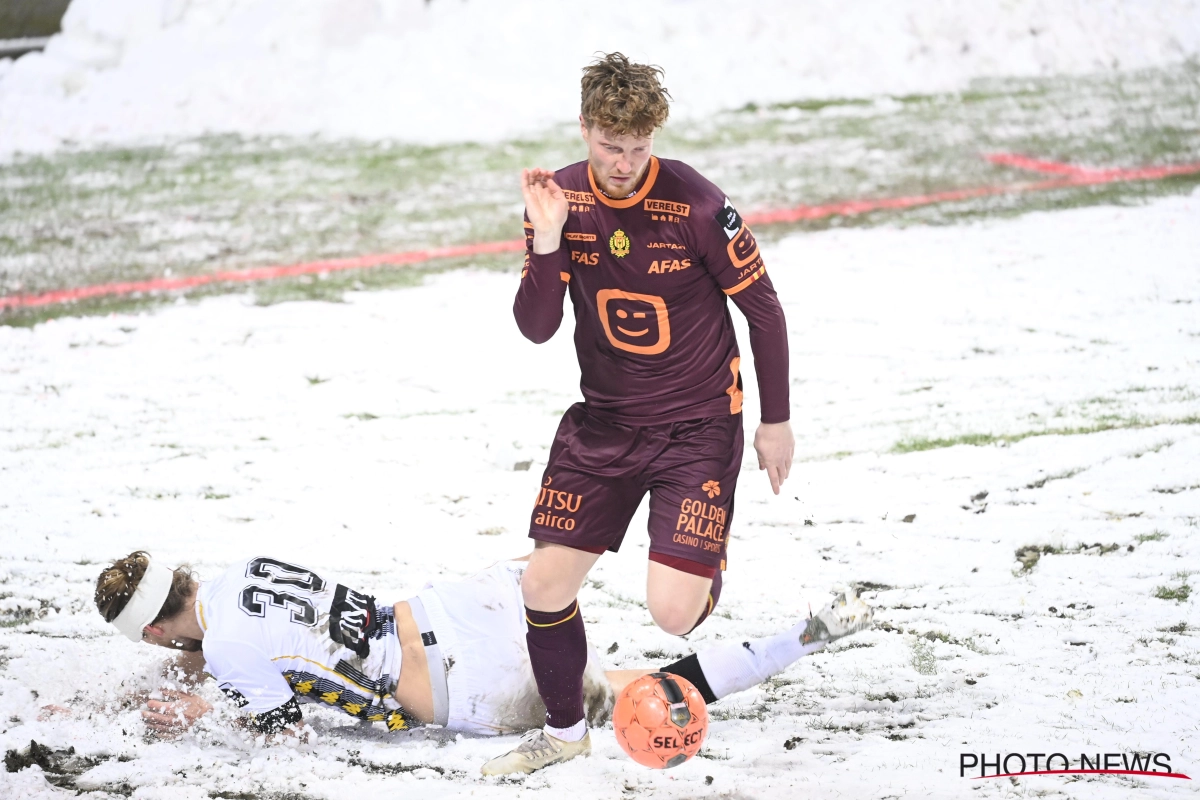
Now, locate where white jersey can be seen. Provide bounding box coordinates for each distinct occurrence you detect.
[196,556,412,730]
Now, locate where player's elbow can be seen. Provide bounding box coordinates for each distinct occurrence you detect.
[514,307,561,343]
[743,304,786,334]
[519,323,557,344]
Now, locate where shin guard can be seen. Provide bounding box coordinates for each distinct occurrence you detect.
[525,601,588,729]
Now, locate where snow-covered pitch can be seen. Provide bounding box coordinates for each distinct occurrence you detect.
[2,192,1197,798]
[2,0,1199,154]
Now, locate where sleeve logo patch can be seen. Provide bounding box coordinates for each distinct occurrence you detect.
[644,198,691,217]
[609,229,631,258]
[717,197,743,240]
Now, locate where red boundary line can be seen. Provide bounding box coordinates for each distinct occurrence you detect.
[984,152,1200,181]
[3,153,1199,311]
[972,769,1191,780]
[0,239,525,310]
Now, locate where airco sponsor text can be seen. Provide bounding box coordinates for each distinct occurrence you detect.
[534,484,582,530]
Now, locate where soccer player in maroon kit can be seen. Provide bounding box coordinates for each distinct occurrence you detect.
[482,53,795,775]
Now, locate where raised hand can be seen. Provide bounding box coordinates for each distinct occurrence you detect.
[521,168,569,254]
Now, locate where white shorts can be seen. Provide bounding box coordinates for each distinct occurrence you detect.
[413,561,614,736]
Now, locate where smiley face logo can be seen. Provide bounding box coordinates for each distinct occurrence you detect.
[597,289,671,355]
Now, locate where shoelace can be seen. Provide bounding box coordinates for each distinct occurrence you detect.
[514,730,557,756]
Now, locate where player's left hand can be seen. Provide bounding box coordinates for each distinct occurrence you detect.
[754,420,794,495]
[38,704,73,721]
[142,688,212,736]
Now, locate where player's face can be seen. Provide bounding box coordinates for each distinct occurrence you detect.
[142,623,203,652]
[581,121,654,198]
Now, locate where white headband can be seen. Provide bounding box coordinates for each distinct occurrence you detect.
[112,560,175,642]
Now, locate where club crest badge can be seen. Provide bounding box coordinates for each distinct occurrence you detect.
[609,229,631,258]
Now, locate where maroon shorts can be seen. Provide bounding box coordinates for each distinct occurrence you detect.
[528,403,743,577]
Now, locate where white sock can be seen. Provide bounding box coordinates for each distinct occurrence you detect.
[544,718,587,742]
[696,621,826,700]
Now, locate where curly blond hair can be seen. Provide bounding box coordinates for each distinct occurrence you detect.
[95,550,196,625]
[581,52,671,137]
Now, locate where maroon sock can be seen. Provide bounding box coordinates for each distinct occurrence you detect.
[686,569,723,634]
[525,601,587,729]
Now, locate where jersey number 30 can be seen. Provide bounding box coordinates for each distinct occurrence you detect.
[239,557,379,657]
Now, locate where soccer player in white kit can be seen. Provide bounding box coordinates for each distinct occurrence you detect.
[92,552,872,741]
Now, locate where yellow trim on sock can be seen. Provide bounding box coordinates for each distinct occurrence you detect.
[525,602,579,628]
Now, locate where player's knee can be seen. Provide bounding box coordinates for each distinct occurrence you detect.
[648,601,702,637]
[521,568,574,612]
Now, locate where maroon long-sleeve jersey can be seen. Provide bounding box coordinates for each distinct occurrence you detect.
[514,156,789,425]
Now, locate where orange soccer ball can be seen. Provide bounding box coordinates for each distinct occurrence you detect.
[612,672,708,769]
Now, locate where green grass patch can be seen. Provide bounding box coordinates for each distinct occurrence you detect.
[695,747,733,760]
[1136,531,1169,543]
[894,433,1002,452]
[1016,541,1125,571]
[909,639,937,676]
[1154,584,1192,603]
[758,97,874,113]
[865,692,901,703]
[4,62,1200,325]
[1015,544,1057,572]
[893,415,1200,453]
[1129,439,1174,458]
[0,0,69,38]
[807,717,868,734]
[641,649,676,660]
[1025,467,1085,489]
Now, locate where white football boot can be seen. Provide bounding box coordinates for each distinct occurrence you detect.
[800,587,875,645]
[480,728,592,776]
